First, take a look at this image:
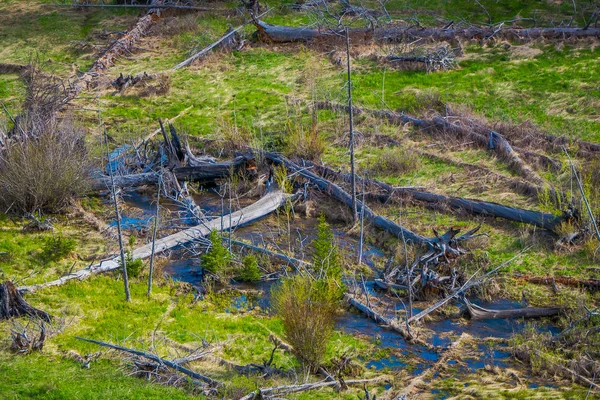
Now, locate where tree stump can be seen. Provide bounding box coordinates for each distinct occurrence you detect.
[0,281,51,322]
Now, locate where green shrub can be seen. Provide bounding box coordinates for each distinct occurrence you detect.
[201,230,231,274]
[312,215,342,282]
[237,255,261,282]
[271,274,341,370]
[41,235,76,262]
[123,251,144,278]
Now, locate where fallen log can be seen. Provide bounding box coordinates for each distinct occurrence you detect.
[514,275,600,291]
[0,281,51,322]
[344,293,415,342]
[266,152,482,249]
[91,156,255,191]
[65,0,164,103]
[229,239,311,271]
[464,298,561,320]
[52,3,226,12]
[172,8,271,70]
[312,100,546,186]
[255,20,600,43]
[76,337,220,387]
[19,190,294,293]
[240,376,387,399]
[306,160,564,231]
[374,278,408,291]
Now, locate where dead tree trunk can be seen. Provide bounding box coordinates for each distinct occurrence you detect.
[19,190,295,293]
[90,156,255,191]
[464,298,561,320]
[0,281,51,321]
[254,20,600,43]
[65,0,164,103]
[266,152,482,249]
[312,100,546,186]
[305,160,565,231]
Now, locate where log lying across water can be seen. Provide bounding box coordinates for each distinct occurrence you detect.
[19,190,293,293]
[91,156,254,191]
[255,20,600,43]
[464,298,561,320]
[267,152,484,248]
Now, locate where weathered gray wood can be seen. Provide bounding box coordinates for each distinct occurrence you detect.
[464,298,561,320]
[76,337,220,386]
[344,293,413,341]
[0,281,51,321]
[308,160,564,231]
[19,190,293,293]
[91,156,253,191]
[255,20,600,43]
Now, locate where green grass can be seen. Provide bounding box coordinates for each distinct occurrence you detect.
[1,1,599,398]
[0,354,197,400]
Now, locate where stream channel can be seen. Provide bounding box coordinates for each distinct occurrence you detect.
[111,188,562,394]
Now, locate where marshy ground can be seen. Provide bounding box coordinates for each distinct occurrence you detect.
[1,0,599,399]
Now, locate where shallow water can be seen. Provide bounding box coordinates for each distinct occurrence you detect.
[124,188,561,391]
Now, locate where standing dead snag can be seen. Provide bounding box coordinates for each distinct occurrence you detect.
[0,281,51,322]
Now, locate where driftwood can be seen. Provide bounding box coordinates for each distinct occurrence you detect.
[464,298,560,320]
[0,281,51,322]
[255,20,600,43]
[76,337,220,387]
[308,160,564,231]
[19,190,294,293]
[91,156,255,191]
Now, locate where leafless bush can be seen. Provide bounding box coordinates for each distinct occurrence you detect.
[0,118,91,214]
